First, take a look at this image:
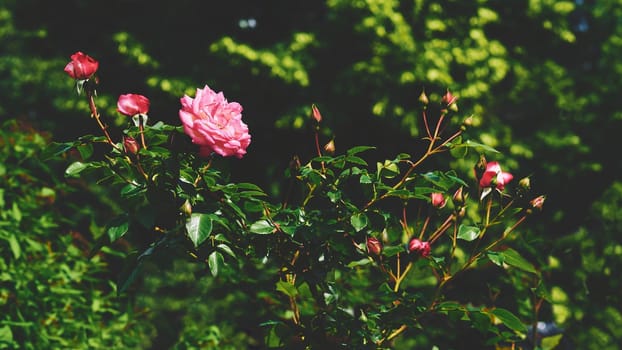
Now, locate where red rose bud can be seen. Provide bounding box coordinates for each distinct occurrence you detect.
[366,237,382,256]
[311,104,322,123]
[123,136,140,154]
[431,192,446,209]
[117,94,150,117]
[408,238,431,257]
[64,51,99,80]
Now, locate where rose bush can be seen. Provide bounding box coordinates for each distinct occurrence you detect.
[50,51,551,348]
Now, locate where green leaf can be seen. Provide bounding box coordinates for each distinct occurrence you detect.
[275,280,298,297]
[208,251,223,277]
[346,155,368,166]
[77,143,94,160]
[65,161,89,177]
[501,248,538,274]
[458,225,480,241]
[491,308,527,333]
[486,251,504,266]
[217,244,236,259]
[186,213,213,247]
[0,325,13,342]
[350,213,368,232]
[347,145,376,155]
[249,219,275,234]
[8,234,20,259]
[107,214,129,242]
[381,245,405,257]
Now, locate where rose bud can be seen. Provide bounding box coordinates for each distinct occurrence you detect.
[366,237,382,256]
[117,94,150,117]
[431,192,446,209]
[64,51,99,80]
[408,238,431,257]
[441,89,457,107]
[418,90,429,106]
[123,136,139,154]
[324,139,336,155]
[453,187,467,206]
[311,104,322,123]
[530,195,546,211]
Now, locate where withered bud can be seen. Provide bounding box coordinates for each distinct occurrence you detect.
[324,139,336,155]
[123,136,139,154]
[311,104,322,123]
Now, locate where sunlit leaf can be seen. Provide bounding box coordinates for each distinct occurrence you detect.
[186,213,213,247]
[458,225,480,241]
[491,308,527,333]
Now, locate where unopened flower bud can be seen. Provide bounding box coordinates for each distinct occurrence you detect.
[366,237,382,256]
[530,195,545,211]
[123,136,139,154]
[418,90,429,106]
[442,89,458,107]
[180,199,193,216]
[430,192,446,209]
[457,206,467,219]
[408,238,431,257]
[311,104,322,123]
[519,177,531,190]
[324,139,335,155]
[452,187,467,206]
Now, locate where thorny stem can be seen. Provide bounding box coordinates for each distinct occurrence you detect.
[86,90,121,151]
[429,214,455,244]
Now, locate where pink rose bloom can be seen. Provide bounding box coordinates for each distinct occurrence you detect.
[408,238,431,257]
[64,51,99,80]
[179,85,251,158]
[117,94,150,116]
[479,161,513,190]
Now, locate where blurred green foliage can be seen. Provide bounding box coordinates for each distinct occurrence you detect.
[1,0,621,348]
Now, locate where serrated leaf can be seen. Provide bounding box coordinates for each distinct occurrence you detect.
[107,214,129,242]
[491,308,527,333]
[458,225,480,241]
[186,213,213,247]
[502,248,538,274]
[350,213,368,232]
[208,251,223,277]
[249,219,274,234]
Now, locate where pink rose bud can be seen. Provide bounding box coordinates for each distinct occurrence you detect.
[430,192,446,208]
[441,89,457,106]
[179,85,251,159]
[479,161,513,191]
[64,51,99,80]
[408,238,431,257]
[366,237,382,256]
[117,94,150,117]
[123,136,139,154]
[324,139,335,155]
[530,195,546,211]
[311,104,322,123]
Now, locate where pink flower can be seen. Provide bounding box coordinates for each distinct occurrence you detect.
[179,85,251,159]
[430,192,446,208]
[408,238,431,257]
[64,51,99,80]
[479,161,513,190]
[117,94,150,117]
